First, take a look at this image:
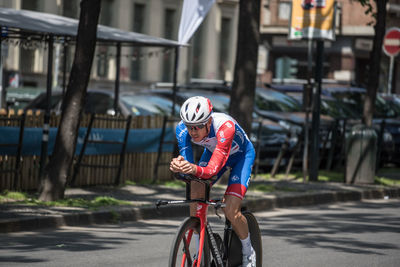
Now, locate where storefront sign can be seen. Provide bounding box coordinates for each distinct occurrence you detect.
[289,0,336,40]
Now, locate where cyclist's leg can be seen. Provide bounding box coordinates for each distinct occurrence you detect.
[223,143,255,237]
[223,143,256,262]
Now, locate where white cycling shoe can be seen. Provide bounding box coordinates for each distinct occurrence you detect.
[242,248,256,267]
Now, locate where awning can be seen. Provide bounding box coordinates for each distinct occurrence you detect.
[0,7,180,47]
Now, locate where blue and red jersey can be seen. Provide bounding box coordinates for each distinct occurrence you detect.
[176,112,255,199]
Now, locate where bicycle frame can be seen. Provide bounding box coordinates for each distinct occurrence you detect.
[158,174,262,267]
[183,180,225,267]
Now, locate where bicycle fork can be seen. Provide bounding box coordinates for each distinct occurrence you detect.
[196,202,225,267]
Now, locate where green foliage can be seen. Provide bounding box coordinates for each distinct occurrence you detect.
[249,184,276,192]
[375,176,400,186]
[316,170,345,182]
[353,0,376,21]
[124,180,136,186]
[163,180,186,188]
[0,190,28,201]
[0,191,131,209]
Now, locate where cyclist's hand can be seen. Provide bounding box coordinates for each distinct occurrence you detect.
[179,160,197,175]
[170,156,186,173]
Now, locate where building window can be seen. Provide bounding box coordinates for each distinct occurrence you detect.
[99,0,114,26]
[162,8,177,82]
[191,24,204,78]
[96,0,114,78]
[219,17,231,80]
[131,3,146,81]
[278,2,291,21]
[275,56,298,79]
[62,0,78,19]
[19,0,43,75]
[97,47,109,78]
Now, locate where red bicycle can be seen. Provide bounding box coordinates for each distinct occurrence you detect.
[156,174,262,267]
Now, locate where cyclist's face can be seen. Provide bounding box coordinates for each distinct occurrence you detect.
[186,119,211,142]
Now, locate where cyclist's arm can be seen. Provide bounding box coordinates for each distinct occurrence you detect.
[195,121,235,179]
[176,121,194,163]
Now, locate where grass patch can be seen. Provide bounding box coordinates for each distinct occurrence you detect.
[0,191,132,210]
[0,190,28,202]
[317,170,344,182]
[124,180,136,186]
[258,169,400,186]
[257,173,302,180]
[162,180,186,188]
[248,184,276,193]
[375,176,400,186]
[257,170,345,182]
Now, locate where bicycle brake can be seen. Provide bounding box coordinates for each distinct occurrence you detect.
[214,202,224,219]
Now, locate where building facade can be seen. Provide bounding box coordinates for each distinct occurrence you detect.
[259,0,400,93]
[1,0,399,94]
[0,0,239,92]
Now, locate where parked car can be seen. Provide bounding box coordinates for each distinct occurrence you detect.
[266,84,399,166]
[5,86,45,111]
[145,87,290,169]
[24,89,180,117]
[380,94,400,118]
[255,87,344,167]
[323,87,400,166]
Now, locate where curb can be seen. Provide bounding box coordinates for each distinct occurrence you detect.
[1,187,399,233]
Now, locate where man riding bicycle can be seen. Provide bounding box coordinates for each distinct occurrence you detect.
[169,96,256,267]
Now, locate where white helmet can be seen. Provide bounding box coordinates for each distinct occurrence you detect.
[180,96,213,125]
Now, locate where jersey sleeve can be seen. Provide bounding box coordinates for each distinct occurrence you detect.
[195,121,235,179]
[176,121,194,163]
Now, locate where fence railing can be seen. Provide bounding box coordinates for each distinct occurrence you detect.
[0,110,173,191]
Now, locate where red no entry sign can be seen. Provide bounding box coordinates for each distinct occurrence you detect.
[383,27,400,57]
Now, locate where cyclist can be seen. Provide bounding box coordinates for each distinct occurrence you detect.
[170,96,256,267]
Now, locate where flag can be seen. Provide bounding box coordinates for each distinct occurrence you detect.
[178,0,216,45]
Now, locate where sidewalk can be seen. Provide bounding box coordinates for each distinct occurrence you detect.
[1,177,400,233]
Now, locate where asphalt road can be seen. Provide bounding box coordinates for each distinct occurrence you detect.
[1,199,399,267]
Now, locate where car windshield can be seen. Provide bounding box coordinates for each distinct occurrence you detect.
[320,98,359,118]
[385,98,400,115]
[178,91,231,113]
[331,91,397,118]
[121,94,180,116]
[255,89,302,112]
[25,93,63,110]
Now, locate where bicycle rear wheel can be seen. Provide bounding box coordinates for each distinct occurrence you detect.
[228,211,263,267]
[169,217,211,267]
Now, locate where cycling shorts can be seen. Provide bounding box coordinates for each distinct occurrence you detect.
[199,141,255,200]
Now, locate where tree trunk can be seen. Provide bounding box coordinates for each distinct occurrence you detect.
[363,0,387,127]
[229,0,261,134]
[39,0,101,201]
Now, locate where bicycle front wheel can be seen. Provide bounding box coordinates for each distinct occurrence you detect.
[169,217,211,267]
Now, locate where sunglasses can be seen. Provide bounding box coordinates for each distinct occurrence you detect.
[185,124,206,131]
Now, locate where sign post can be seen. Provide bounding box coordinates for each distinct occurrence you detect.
[382,27,400,95]
[289,0,336,182]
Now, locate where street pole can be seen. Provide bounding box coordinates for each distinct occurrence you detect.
[302,39,313,182]
[114,42,121,114]
[309,40,324,182]
[387,55,394,95]
[0,32,3,110]
[39,35,54,180]
[171,46,180,117]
